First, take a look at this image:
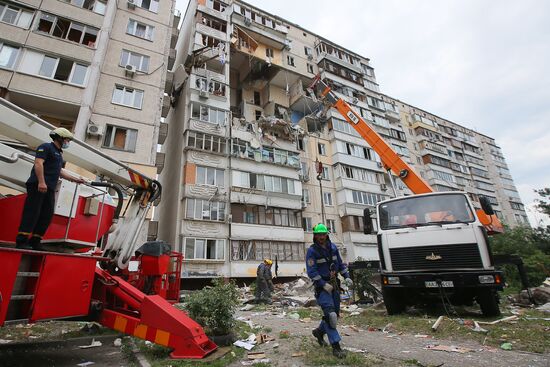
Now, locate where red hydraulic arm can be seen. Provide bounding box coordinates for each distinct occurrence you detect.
[310,75,503,234]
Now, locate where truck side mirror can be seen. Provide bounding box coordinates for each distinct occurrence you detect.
[363,208,374,234]
[479,196,494,216]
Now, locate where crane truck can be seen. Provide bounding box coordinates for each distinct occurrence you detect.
[0,98,217,358]
[310,75,505,316]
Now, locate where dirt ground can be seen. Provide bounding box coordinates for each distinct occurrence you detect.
[226,308,549,367]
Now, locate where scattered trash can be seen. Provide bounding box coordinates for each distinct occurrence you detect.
[255,333,275,344]
[237,316,255,329]
[432,316,445,331]
[78,339,102,349]
[240,304,255,311]
[472,321,488,334]
[414,334,430,338]
[76,362,94,367]
[247,351,266,360]
[291,352,306,357]
[382,323,394,333]
[350,311,361,316]
[0,339,13,344]
[299,317,312,323]
[536,302,550,313]
[113,338,122,347]
[424,344,473,354]
[500,342,513,351]
[477,316,518,325]
[349,325,360,332]
[242,359,270,365]
[288,313,300,320]
[272,343,279,348]
[234,340,256,351]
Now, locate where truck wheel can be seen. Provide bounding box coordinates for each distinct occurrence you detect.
[477,289,501,317]
[382,288,405,315]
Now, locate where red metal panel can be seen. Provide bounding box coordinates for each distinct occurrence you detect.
[30,254,97,321]
[0,249,22,326]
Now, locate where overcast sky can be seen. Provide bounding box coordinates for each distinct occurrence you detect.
[175,0,550,215]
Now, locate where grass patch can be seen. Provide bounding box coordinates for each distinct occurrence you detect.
[299,337,382,366]
[295,308,322,320]
[279,330,290,339]
[342,307,550,353]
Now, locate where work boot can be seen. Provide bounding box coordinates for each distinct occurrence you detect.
[331,342,346,359]
[28,236,44,251]
[312,328,327,346]
[15,234,32,250]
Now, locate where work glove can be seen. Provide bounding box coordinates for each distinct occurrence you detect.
[344,277,353,287]
[323,283,334,293]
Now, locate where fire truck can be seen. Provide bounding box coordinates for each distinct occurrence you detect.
[310,76,505,316]
[0,98,217,358]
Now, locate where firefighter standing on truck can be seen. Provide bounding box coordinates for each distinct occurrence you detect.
[255,258,275,304]
[306,223,353,359]
[15,128,84,250]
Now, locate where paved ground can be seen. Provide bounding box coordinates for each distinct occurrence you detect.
[227,310,550,367]
[0,335,129,367]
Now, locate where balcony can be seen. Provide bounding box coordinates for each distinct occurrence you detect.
[161,95,170,118]
[384,102,400,122]
[315,41,363,74]
[158,121,168,144]
[197,0,229,21]
[170,25,178,49]
[155,152,165,173]
[289,78,321,114]
[231,223,304,243]
[411,114,438,132]
[164,70,173,94]
[168,48,176,70]
[231,10,288,49]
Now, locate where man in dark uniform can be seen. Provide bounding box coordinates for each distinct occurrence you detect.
[306,223,353,358]
[255,258,275,304]
[15,128,84,250]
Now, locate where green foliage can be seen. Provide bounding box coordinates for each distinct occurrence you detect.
[535,187,550,216]
[490,225,550,288]
[185,278,239,336]
[351,257,381,302]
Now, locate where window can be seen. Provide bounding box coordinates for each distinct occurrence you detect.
[112,85,144,109]
[351,190,387,206]
[302,189,310,204]
[232,204,302,228]
[0,43,19,69]
[120,49,150,72]
[127,19,154,41]
[232,171,299,195]
[304,46,312,56]
[191,103,227,125]
[307,63,314,74]
[327,219,336,234]
[205,0,227,12]
[187,131,226,154]
[102,125,138,151]
[0,2,33,29]
[231,240,305,261]
[323,192,333,206]
[134,0,159,13]
[433,170,456,183]
[253,91,261,106]
[27,52,88,85]
[184,238,224,260]
[186,199,226,221]
[265,48,274,58]
[62,0,106,15]
[338,164,380,183]
[302,217,313,232]
[36,13,98,47]
[317,143,326,156]
[196,166,224,186]
[286,55,295,66]
[321,166,330,180]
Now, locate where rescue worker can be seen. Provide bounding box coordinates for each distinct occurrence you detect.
[306,223,353,359]
[255,258,275,304]
[15,128,85,250]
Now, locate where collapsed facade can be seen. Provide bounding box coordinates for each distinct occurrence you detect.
[156,0,529,278]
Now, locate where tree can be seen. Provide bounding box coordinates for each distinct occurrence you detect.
[535,187,550,217]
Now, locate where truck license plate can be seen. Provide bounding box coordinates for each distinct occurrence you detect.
[425,281,454,288]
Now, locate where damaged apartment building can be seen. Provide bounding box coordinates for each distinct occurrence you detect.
[156,0,529,279]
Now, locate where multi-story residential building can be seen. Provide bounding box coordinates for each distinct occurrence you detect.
[0,0,179,242]
[158,0,528,278]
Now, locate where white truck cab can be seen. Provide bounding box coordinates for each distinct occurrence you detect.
[366,191,503,316]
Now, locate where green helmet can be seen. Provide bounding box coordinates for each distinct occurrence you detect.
[50,127,74,140]
[313,223,329,234]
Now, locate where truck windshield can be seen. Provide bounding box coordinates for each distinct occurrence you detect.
[378,193,475,230]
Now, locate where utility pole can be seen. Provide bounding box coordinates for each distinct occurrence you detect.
[316,159,326,224]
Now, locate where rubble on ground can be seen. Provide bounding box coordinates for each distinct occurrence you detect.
[510,278,550,305]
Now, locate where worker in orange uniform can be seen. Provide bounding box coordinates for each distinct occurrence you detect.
[15,128,85,250]
[255,258,275,304]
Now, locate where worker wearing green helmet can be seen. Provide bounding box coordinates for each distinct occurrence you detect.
[306,223,353,358]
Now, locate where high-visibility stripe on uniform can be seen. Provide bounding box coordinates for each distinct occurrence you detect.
[312,275,322,280]
[316,258,327,263]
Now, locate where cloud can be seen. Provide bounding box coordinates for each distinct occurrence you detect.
[176,0,550,210]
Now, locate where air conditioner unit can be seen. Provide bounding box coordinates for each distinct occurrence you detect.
[301,200,307,208]
[284,39,292,50]
[127,0,136,9]
[376,162,383,168]
[199,90,208,98]
[244,17,252,26]
[307,54,313,61]
[352,97,359,104]
[86,124,103,136]
[299,174,309,182]
[125,64,136,77]
[380,183,388,191]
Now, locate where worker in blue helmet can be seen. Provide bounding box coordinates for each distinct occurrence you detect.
[306,223,353,359]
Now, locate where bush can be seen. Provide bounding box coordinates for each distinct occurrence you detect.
[490,225,550,289]
[185,278,239,336]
